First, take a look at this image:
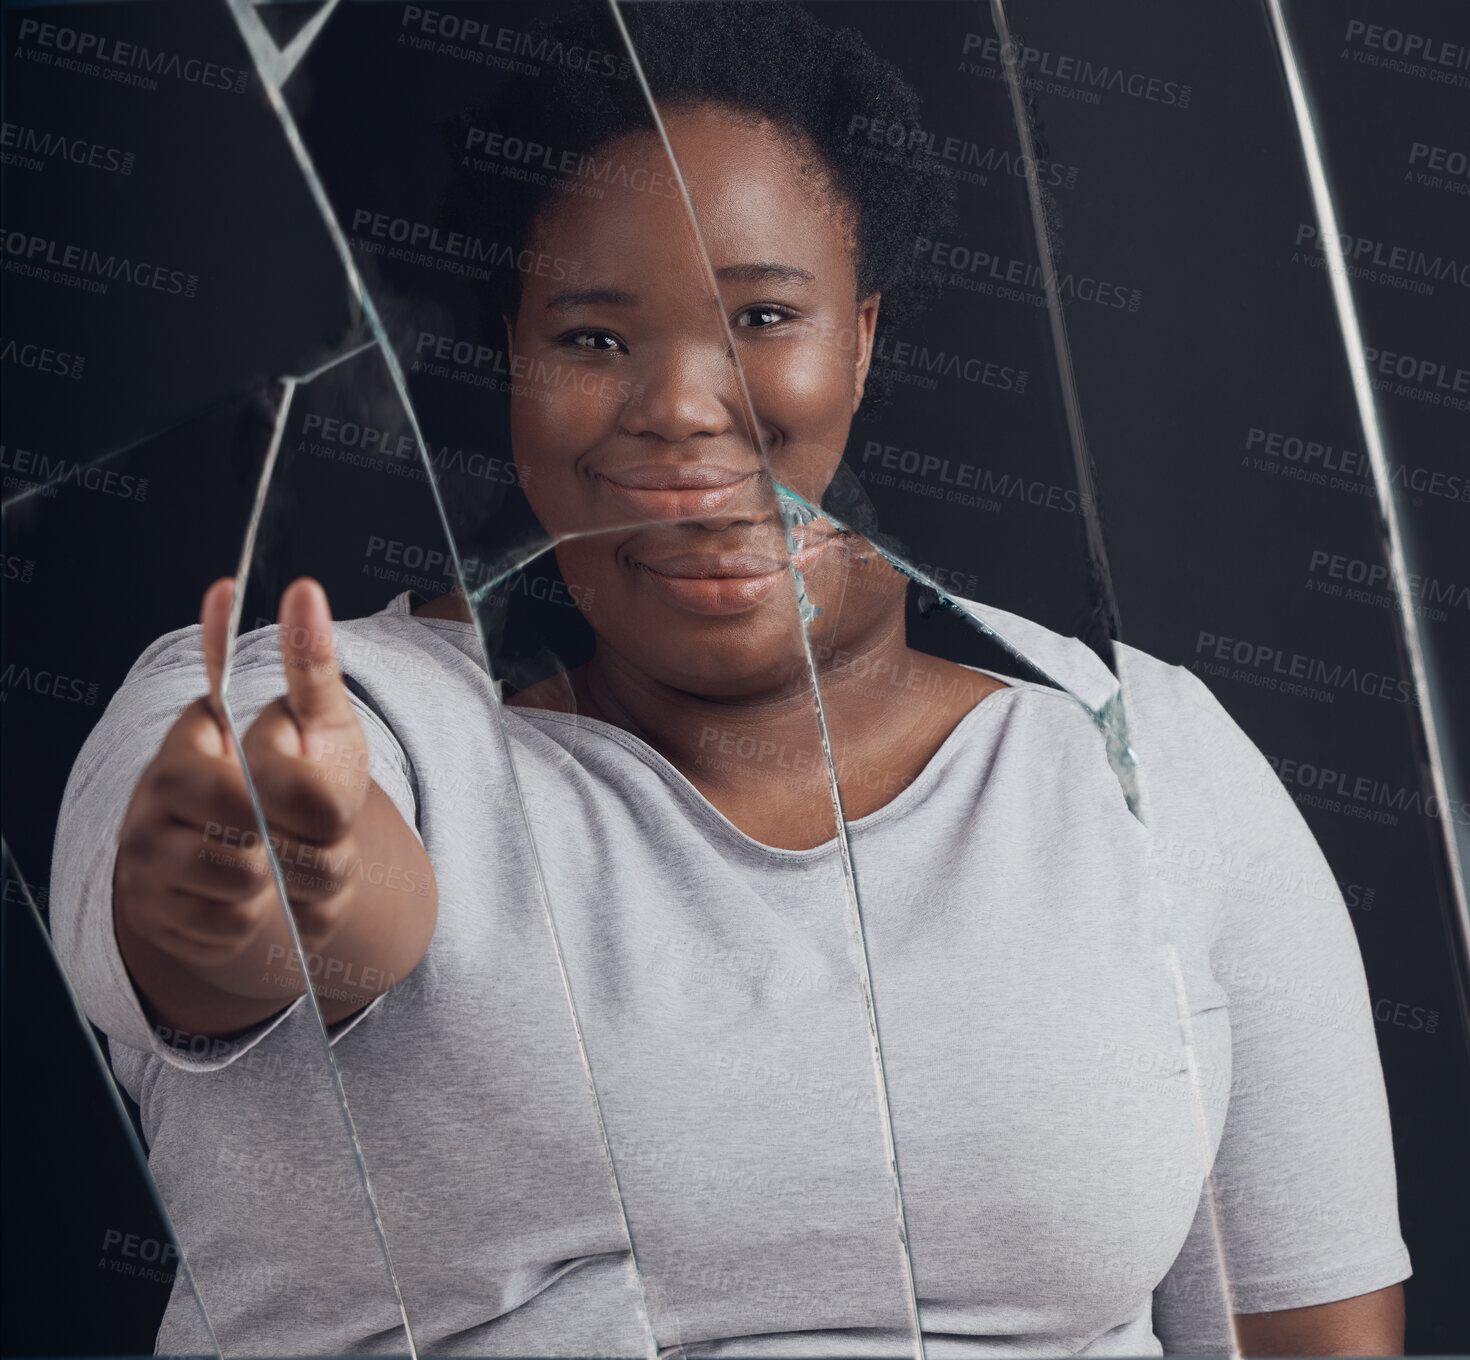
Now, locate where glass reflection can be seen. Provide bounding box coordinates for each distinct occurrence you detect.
[2,0,1451,1354]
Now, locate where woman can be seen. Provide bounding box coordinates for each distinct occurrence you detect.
[53,3,1409,1354]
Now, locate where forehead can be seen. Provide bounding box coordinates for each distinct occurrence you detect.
[526,107,856,288]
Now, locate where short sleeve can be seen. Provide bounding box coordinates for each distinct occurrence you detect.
[1124,650,1412,1334]
[48,619,418,1072]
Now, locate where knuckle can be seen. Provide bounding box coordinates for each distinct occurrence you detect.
[240,700,290,757]
[282,859,339,902]
[220,893,273,937]
[118,817,163,865]
[112,854,151,908]
[197,847,265,894]
[147,761,191,804]
[295,891,348,942]
[312,793,355,844]
[280,781,353,844]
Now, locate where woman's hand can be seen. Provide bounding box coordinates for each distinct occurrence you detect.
[113,577,437,1041]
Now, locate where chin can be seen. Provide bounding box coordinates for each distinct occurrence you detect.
[637,626,813,700]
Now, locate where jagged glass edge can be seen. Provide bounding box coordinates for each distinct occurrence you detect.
[609,3,928,1351]
[221,1,664,1351]
[1,839,225,1359]
[1262,0,1470,1021]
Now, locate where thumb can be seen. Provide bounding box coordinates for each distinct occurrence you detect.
[200,577,235,729]
[277,578,354,749]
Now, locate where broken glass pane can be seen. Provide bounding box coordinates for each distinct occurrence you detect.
[2,846,219,1358]
[1,0,365,472]
[255,2,932,1348]
[3,0,1464,1354]
[2,382,413,1353]
[622,0,1235,1349]
[998,0,1467,1346]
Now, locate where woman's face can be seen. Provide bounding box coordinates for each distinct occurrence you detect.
[508,105,901,697]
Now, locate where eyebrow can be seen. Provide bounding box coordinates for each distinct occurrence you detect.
[716,262,816,286]
[544,263,816,311]
[545,286,638,311]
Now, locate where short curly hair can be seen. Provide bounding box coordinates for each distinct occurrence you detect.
[438,0,956,408]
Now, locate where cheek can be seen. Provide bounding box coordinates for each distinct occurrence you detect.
[511,388,616,531]
[511,383,616,462]
[552,540,612,595]
[554,541,647,645]
[745,332,856,418]
[743,335,856,498]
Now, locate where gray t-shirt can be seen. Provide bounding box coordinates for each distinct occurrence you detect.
[50,592,1411,1356]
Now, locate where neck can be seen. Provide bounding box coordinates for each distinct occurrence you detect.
[484,578,1005,848]
[581,598,953,811]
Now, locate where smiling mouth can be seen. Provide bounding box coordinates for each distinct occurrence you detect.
[596,467,760,521]
[635,532,840,616]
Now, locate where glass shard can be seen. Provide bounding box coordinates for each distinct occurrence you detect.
[4,0,1460,1353]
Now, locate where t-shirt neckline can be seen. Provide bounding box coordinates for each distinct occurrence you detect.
[513,683,1027,861]
[384,589,1046,860]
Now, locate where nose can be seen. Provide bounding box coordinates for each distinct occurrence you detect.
[618,337,742,445]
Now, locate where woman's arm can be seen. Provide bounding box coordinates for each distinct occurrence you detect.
[1235,1282,1404,1355]
[113,577,437,1038]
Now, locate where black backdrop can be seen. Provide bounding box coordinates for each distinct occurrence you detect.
[3,0,1467,1352]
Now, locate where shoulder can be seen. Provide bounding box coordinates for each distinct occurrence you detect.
[947,594,1286,829]
[1112,643,1285,830]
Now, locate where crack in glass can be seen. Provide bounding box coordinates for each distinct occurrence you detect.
[1,840,224,1359]
[4,0,1462,1353]
[609,8,924,1350]
[1261,0,1470,996]
[215,9,668,1351]
[218,376,419,1359]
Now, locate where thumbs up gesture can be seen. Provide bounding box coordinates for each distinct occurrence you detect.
[113,578,436,1039]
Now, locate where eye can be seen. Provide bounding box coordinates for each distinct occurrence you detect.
[560,329,627,354]
[734,304,794,329]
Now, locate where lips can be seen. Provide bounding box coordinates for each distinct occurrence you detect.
[638,562,789,614]
[634,531,841,616]
[596,464,761,521]
[787,524,840,573]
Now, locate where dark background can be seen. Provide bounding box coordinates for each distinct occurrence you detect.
[3,0,1466,1352]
